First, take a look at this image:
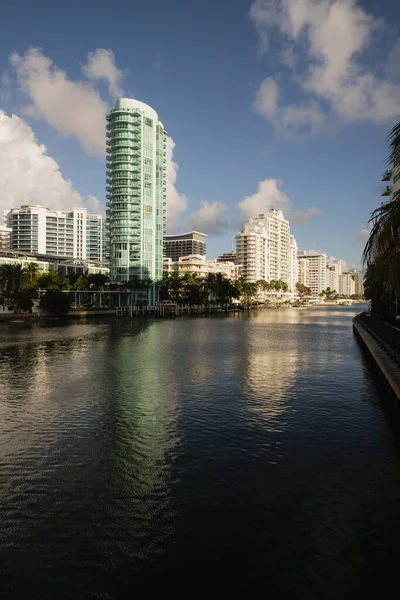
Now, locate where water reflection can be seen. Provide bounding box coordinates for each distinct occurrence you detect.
[1,308,400,598]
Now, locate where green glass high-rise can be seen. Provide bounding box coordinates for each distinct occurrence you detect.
[106,99,166,291]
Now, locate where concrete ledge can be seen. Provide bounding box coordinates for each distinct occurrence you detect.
[353,318,400,400]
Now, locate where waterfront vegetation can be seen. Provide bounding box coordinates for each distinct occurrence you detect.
[1,264,363,315]
[363,121,400,318]
[0,264,109,314]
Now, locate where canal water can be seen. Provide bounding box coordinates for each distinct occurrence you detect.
[1,306,400,598]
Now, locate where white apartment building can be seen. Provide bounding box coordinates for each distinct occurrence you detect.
[339,272,356,297]
[326,259,347,292]
[381,162,400,204]
[0,225,11,249]
[298,251,327,295]
[4,205,106,262]
[164,255,238,280]
[0,248,109,276]
[236,210,297,291]
[298,258,310,288]
[289,235,298,294]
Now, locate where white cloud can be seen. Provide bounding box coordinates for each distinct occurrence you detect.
[237,178,290,218]
[357,229,369,243]
[86,195,104,215]
[250,0,400,133]
[0,110,93,218]
[386,40,400,81]
[10,47,112,156]
[255,77,327,136]
[81,48,124,98]
[189,201,229,236]
[165,136,188,231]
[289,207,320,225]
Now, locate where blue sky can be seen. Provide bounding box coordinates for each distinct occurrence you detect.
[0,0,399,267]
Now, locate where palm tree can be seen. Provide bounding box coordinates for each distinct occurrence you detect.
[363,120,400,315]
[25,263,40,289]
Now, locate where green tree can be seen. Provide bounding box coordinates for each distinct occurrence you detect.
[13,291,34,312]
[296,282,312,297]
[363,121,400,316]
[39,291,71,314]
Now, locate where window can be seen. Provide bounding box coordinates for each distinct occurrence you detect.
[145,117,153,127]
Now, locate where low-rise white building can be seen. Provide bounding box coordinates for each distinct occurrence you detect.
[163,254,238,280]
[0,225,11,249]
[0,249,109,277]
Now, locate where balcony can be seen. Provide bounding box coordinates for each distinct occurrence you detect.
[381,186,391,197]
[382,170,391,182]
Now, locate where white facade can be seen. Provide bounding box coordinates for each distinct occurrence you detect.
[382,162,400,203]
[4,205,105,261]
[298,258,310,288]
[339,272,356,297]
[236,210,297,291]
[164,255,238,280]
[0,225,11,249]
[289,235,298,295]
[298,251,327,295]
[0,248,109,276]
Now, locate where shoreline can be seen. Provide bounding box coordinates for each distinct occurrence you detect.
[0,303,367,323]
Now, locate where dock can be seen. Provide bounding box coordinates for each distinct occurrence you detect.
[353,313,400,401]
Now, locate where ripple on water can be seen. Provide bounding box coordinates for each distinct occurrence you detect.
[1,309,400,598]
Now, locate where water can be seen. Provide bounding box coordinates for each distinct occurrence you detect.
[1,306,400,598]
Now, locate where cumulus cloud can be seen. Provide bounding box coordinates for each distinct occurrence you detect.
[250,0,400,134]
[237,178,290,218]
[189,201,229,236]
[10,47,112,155]
[289,207,320,225]
[81,48,124,98]
[165,136,188,231]
[386,41,400,81]
[357,229,370,243]
[0,110,103,218]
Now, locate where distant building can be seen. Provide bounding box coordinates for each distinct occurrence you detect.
[352,270,364,296]
[339,272,356,297]
[217,251,236,264]
[164,254,238,280]
[298,258,310,289]
[164,231,207,261]
[236,210,297,291]
[4,205,105,262]
[298,251,327,295]
[0,225,11,250]
[0,248,109,277]
[381,161,400,204]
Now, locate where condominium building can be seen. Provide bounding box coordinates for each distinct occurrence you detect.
[298,258,310,288]
[288,235,298,294]
[352,270,364,296]
[0,248,109,277]
[164,231,207,261]
[381,162,400,203]
[106,98,166,287]
[164,254,238,280]
[339,272,356,297]
[86,214,107,263]
[217,251,237,264]
[4,205,106,262]
[298,251,327,295]
[0,225,11,249]
[236,210,296,290]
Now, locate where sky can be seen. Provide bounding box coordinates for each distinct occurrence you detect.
[0,0,399,268]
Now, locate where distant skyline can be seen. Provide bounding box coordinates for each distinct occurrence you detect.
[0,0,399,268]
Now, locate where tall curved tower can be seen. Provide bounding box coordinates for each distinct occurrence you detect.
[106,99,166,287]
